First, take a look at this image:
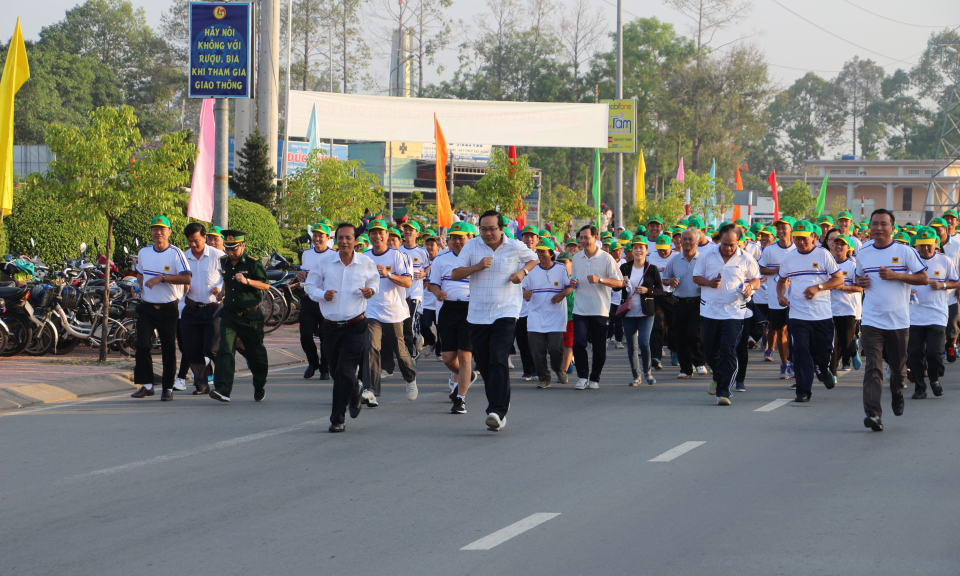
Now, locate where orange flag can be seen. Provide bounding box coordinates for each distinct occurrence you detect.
[434,114,453,228]
[735,167,743,191]
[732,205,741,221]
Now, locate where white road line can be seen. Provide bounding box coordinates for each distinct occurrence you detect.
[461,513,561,550]
[0,392,131,418]
[62,418,324,483]
[648,441,706,462]
[754,398,794,412]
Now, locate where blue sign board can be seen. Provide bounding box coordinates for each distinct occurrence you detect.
[228,139,349,176]
[189,3,251,98]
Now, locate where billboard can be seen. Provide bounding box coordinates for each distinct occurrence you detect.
[228,139,348,175]
[601,99,637,154]
[189,3,252,98]
[421,143,492,162]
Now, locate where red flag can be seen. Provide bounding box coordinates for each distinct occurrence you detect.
[768,170,779,221]
[434,115,453,228]
[734,167,743,191]
[507,146,525,228]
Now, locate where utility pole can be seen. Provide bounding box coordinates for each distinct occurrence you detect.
[214,98,230,228]
[258,0,280,184]
[615,0,623,229]
[280,0,292,186]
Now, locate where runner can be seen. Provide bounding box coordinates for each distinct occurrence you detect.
[823,230,863,375]
[758,216,797,380]
[400,220,430,361]
[522,238,572,389]
[620,237,663,386]
[664,228,706,379]
[647,233,677,368]
[299,223,333,380]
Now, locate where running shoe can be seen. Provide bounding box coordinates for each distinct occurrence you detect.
[587,380,600,389]
[948,345,957,363]
[717,396,731,406]
[630,376,643,386]
[566,363,575,374]
[173,378,187,391]
[764,350,773,362]
[406,381,418,401]
[508,358,515,369]
[787,363,795,378]
[708,381,717,395]
[677,372,692,379]
[361,389,378,407]
[651,358,662,370]
[537,379,551,389]
[644,370,656,386]
[574,378,588,390]
[735,381,746,392]
[696,365,709,375]
[841,362,852,372]
[615,341,625,349]
[485,413,505,431]
[671,352,679,366]
[451,397,467,414]
[747,338,756,349]
[448,373,457,392]
[381,370,393,378]
[852,350,862,370]
[779,364,787,379]
[523,373,535,381]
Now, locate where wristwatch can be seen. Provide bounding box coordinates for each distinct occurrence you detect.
[817,283,824,291]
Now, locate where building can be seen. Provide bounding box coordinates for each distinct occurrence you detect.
[779,159,960,224]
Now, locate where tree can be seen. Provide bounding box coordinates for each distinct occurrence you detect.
[778,180,815,221]
[661,0,753,67]
[404,190,438,226]
[767,73,844,170]
[628,181,685,228]
[281,154,384,232]
[230,130,278,210]
[44,106,195,362]
[472,148,536,216]
[835,56,885,157]
[328,0,371,93]
[540,184,596,238]
[859,69,930,159]
[408,0,453,93]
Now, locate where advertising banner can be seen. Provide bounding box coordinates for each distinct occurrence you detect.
[601,99,637,153]
[189,3,251,98]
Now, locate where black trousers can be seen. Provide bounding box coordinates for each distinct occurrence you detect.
[650,295,675,361]
[322,319,365,425]
[832,315,859,373]
[907,324,945,391]
[179,304,221,389]
[735,314,754,384]
[673,297,704,375]
[176,320,190,379]
[607,304,624,341]
[572,314,609,382]
[515,316,535,376]
[420,308,438,348]
[788,317,834,394]
[471,317,516,419]
[402,298,421,360]
[701,318,742,398]
[298,297,328,372]
[134,302,179,389]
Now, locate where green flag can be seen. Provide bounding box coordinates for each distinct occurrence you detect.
[592,148,601,226]
[814,176,828,220]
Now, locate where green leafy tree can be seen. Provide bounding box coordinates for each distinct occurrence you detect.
[230,130,278,210]
[281,153,385,232]
[628,182,685,229]
[45,106,195,361]
[541,184,596,239]
[683,171,734,225]
[766,72,844,170]
[472,148,536,217]
[778,180,816,221]
[451,184,482,213]
[404,190,437,228]
[834,56,885,157]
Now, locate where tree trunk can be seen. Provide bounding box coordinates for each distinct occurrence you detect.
[99,217,113,363]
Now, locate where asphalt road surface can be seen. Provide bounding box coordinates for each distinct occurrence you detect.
[3,346,959,576]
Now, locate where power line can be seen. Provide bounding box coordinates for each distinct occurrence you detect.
[839,0,959,29]
[768,0,918,66]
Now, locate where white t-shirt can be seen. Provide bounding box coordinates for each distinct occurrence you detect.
[625,264,649,318]
[940,238,960,300]
[571,249,624,317]
[831,257,862,319]
[300,246,334,274]
[775,246,840,321]
[910,252,959,327]
[522,262,570,333]
[428,249,469,310]
[399,244,430,301]
[855,241,927,330]
[757,241,797,310]
[693,248,761,320]
[743,241,761,261]
[365,247,412,323]
[421,253,439,311]
[136,244,190,304]
[647,249,677,293]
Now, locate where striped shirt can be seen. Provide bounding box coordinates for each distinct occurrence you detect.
[455,236,537,324]
[136,244,190,303]
[775,246,840,321]
[522,262,570,332]
[855,241,927,330]
[428,249,470,310]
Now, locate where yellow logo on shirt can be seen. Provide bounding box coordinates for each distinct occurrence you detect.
[386,266,392,271]
[935,270,941,277]
[892,257,899,264]
[163,265,171,272]
[554,281,559,287]
[812,262,818,269]
[842,271,848,277]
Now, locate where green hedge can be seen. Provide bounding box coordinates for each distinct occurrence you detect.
[222,198,283,258]
[0,220,7,256]
[5,181,109,265]
[111,194,191,261]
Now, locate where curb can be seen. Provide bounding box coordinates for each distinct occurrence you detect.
[0,347,308,412]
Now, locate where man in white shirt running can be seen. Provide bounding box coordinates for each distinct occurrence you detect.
[452,211,538,432]
[522,238,573,388]
[693,224,761,405]
[855,209,930,432]
[400,220,430,360]
[775,220,844,403]
[758,216,798,380]
[298,223,333,380]
[928,216,960,362]
[305,223,379,433]
[180,223,225,395]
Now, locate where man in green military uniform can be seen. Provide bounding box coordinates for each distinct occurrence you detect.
[210,230,272,402]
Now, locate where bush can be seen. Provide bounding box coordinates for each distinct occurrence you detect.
[5,180,109,265]
[0,221,7,256]
[223,198,283,257]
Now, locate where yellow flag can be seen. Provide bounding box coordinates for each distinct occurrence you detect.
[635,149,646,209]
[1,18,30,218]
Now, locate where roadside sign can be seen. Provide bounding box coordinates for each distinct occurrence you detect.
[601,99,637,154]
[189,3,252,98]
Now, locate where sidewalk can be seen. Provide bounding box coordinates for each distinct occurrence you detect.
[0,325,307,411]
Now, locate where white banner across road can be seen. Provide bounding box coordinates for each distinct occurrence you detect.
[288,91,608,149]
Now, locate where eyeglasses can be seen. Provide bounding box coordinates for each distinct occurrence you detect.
[479,227,500,233]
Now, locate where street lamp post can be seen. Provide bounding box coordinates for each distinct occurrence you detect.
[615,0,623,229]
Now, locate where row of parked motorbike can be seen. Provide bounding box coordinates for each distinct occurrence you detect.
[0,238,305,358]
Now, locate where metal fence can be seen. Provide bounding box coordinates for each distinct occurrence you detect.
[13,145,55,178]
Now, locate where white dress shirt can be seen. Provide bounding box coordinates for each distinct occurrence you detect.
[693,247,761,320]
[454,236,537,324]
[571,248,624,317]
[304,251,380,322]
[184,245,225,304]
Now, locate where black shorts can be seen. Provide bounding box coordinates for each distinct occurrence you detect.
[438,301,472,353]
[768,307,789,331]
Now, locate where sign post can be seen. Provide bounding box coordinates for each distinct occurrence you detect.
[189,2,252,228]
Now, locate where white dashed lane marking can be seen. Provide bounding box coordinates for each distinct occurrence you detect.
[754,398,794,412]
[461,513,561,550]
[648,441,706,462]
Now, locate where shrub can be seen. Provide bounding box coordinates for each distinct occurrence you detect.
[110,193,191,261]
[223,198,283,257]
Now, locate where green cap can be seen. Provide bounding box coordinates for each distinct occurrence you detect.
[565,237,578,246]
[602,237,616,246]
[207,225,223,238]
[913,226,939,245]
[674,220,688,230]
[687,216,704,230]
[536,238,556,251]
[423,229,438,240]
[894,231,912,244]
[630,236,649,246]
[150,215,171,228]
[319,218,333,227]
[749,222,764,233]
[819,215,834,226]
[388,227,403,237]
[759,225,776,237]
[448,222,470,236]
[774,215,797,227]
[222,230,246,247]
[944,209,959,219]
[745,231,756,241]
[521,225,540,237]
[720,221,733,229]
[636,225,647,234]
[367,218,388,231]
[312,223,331,236]
[655,234,672,249]
[734,218,748,227]
[503,228,515,239]
[648,215,663,225]
[837,210,853,221]
[356,234,369,246]
[402,220,421,232]
[791,220,817,237]
[834,234,855,248]
[556,251,573,262]
[930,217,948,229]
[618,230,634,242]
[600,231,613,239]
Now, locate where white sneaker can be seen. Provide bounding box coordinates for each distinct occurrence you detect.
[615,341,624,349]
[485,412,505,431]
[696,366,709,375]
[588,381,600,389]
[677,372,692,379]
[405,381,418,401]
[435,354,444,362]
[173,377,187,391]
[630,376,643,387]
[574,378,588,390]
[361,389,378,407]
[381,369,392,378]
[508,358,515,369]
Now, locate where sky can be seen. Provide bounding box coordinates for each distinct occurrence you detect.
[3,0,956,92]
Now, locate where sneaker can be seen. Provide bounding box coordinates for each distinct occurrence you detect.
[696,365,708,376]
[822,370,836,390]
[852,350,862,370]
[779,364,787,379]
[671,352,679,366]
[361,389,378,407]
[717,396,731,406]
[173,377,187,391]
[607,337,615,346]
[508,358,515,369]
[523,373,534,381]
[405,381,418,401]
[764,350,773,362]
[556,367,569,384]
[948,345,957,363]
[435,354,444,362]
[630,376,643,386]
[485,412,504,431]
[644,370,656,386]
[863,415,883,432]
[254,388,265,402]
[615,341,625,349]
[708,381,717,395]
[677,372,692,379]
[537,379,551,389]
[651,358,662,370]
[759,336,767,349]
[789,383,797,390]
[787,363,795,378]
[735,382,746,392]
[207,375,214,386]
[381,370,393,378]
[574,378,588,390]
[747,337,756,349]
[451,397,467,414]
[841,362,852,372]
[588,380,600,389]
[209,389,230,402]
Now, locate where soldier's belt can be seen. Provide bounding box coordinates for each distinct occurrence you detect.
[228,305,260,318]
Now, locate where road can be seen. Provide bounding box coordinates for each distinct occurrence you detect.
[2,347,958,575]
